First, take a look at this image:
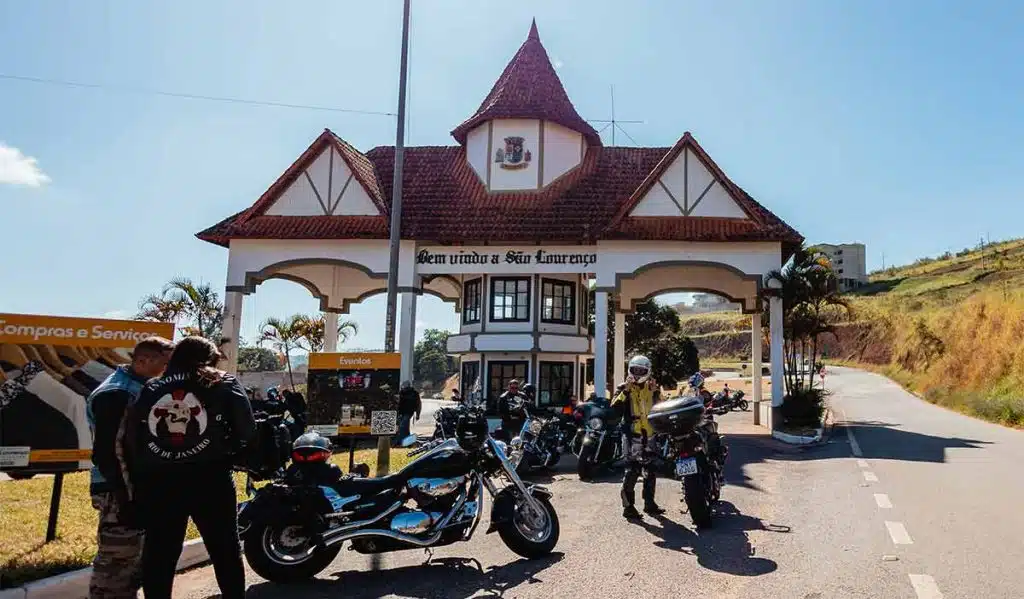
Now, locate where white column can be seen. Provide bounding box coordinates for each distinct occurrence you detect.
[593,291,609,399]
[220,291,244,374]
[769,296,785,409]
[323,312,339,352]
[613,310,626,386]
[750,310,762,426]
[399,292,418,383]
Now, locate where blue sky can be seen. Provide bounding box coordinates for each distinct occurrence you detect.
[2,0,1022,349]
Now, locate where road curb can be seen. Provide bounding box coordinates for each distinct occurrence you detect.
[2,539,209,599]
[771,427,824,445]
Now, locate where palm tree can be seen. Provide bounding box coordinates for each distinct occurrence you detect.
[295,315,359,352]
[258,315,307,389]
[137,277,223,339]
[762,245,851,393]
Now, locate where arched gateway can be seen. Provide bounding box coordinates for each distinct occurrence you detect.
[197,21,803,429]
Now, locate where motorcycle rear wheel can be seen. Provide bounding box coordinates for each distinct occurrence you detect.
[497,494,560,559]
[682,474,713,530]
[244,521,341,583]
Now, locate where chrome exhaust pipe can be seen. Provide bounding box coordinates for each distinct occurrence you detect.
[320,501,402,544]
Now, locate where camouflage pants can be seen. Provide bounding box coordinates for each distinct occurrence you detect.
[90,493,144,599]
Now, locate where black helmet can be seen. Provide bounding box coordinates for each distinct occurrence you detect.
[522,383,536,399]
[291,432,332,463]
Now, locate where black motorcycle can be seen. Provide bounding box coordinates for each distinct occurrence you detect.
[647,396,728,529]
[506,398,568,474]
[570,397,623,481]
[238,414,559,583]
[710,389,748,414]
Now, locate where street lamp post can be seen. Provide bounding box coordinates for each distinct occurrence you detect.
[379,0,412,477]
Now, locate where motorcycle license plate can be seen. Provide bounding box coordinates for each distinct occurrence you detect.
[675,457,698,477]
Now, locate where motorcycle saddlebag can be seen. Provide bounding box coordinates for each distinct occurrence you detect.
[647,396,704,436]
[235,414,293,480]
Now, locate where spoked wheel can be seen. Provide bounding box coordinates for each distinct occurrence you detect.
[243,521,340,583]
[497,493,560,558]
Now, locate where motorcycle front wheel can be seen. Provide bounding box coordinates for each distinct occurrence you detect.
[497,494,560,559]
[576,444,595,481]
[737,400,749,411]
[682,474,713,530]
[243,521,341,583]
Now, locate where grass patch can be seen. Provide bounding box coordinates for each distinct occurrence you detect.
[0,447,414,589]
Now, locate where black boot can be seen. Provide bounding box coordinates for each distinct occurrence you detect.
[644,503,666,516]
[622,505,643,520]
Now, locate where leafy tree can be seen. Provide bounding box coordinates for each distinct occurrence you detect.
[414,329,456,385]
[295,315,359,352]
[258,314,306,389]
[588,295,699,390]
[137,277,223,340]
[237,346,282,372]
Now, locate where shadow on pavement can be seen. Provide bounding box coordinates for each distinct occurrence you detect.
[637,501,787,576]
[815,420,990,463]
[241,553,564,599]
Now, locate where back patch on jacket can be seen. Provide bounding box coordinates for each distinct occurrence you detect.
[133,373,219,463]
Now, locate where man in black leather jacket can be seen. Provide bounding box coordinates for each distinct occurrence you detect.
[497,379,526,441]
[128,336,255,599]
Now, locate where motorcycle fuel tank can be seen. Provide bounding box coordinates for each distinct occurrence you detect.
[399,445,473,479]
[407,475,466,497]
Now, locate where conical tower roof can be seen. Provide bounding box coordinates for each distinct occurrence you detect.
[451,20,601,146]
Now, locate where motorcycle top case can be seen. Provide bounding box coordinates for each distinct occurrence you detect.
[647,396,705,436]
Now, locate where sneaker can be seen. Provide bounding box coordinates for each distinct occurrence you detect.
[622,506,643,520]
[644,504,666,516]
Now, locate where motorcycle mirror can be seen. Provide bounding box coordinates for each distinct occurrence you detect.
[398,434,418,448]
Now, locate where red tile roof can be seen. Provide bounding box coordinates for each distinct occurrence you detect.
[450,21,601,146]
[196,132,803,251]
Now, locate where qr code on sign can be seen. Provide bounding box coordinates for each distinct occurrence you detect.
[371,410,398,435]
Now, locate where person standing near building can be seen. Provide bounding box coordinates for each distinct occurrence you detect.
[612,355,664,521]
[397,381,421,439]
[86,336,174,599]
[127,336,255,599]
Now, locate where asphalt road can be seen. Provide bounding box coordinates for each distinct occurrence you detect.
[169,368,1024,598]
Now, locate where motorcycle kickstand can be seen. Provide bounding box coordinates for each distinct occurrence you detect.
[423,547,435,565]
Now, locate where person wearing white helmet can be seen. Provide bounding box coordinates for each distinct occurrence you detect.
[611,354,664,520]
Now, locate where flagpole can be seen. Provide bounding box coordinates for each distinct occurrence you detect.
[379,0,412,477]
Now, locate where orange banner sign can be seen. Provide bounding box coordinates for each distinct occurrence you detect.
[308,352,402,371]
[0,313,174,348]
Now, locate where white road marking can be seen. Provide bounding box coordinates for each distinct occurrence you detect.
[874,493,893,508]
[856,459,869,468]
[909,574,943,598]
[885,521,913,545]
[863,471,879,482]
[846,423,863,457]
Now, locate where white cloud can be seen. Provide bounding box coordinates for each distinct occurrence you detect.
[0,142,51,186]
[552,58,564,69]
[102,309,134,320]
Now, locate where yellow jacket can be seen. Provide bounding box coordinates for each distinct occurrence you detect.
[612,379,660,436]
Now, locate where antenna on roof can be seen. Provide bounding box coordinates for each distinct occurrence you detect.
[587,84,643,146]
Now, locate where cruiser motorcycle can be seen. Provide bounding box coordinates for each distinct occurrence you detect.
[506,397,569,474]
[238,413,559,583]
[570,397,623,481]
[647,395,728,529]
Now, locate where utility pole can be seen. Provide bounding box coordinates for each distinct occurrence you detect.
[379,0,411,477]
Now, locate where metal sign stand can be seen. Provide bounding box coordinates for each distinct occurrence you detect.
[45,473,65,542]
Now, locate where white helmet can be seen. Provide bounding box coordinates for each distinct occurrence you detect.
[627,355,652,384]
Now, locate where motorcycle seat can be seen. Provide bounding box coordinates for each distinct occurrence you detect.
[331,471,409,497]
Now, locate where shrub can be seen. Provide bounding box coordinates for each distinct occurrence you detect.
[780,387,827,427]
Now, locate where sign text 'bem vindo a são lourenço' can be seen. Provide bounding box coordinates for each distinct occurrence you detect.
[415,247,599,273]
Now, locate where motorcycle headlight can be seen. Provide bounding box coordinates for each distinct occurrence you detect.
[509,437,523,450]
[528,420,544,435]
[588,417,603,431]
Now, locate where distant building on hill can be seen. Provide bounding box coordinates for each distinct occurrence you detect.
[690,293,741,313]
[816,242,867,292]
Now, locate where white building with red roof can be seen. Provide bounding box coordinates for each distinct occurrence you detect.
[198,21,802,428]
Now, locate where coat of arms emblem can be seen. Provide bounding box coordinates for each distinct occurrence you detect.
[494,136,532,170]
